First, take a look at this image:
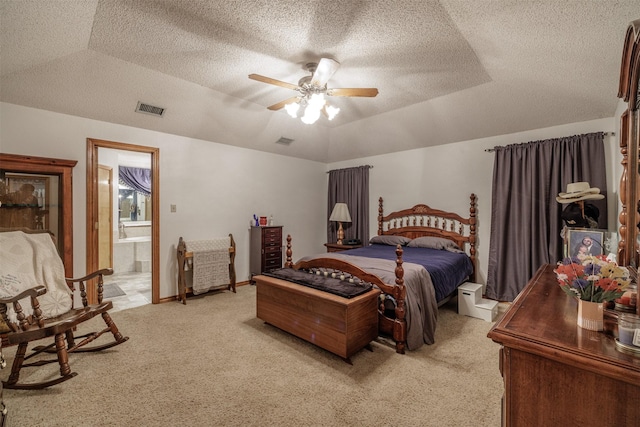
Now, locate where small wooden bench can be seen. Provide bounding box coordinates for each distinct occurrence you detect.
[254,274,380,363]
[176,234,236,304]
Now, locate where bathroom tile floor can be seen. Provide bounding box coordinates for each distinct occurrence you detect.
[103,271,152,312]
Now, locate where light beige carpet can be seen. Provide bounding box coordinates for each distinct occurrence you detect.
[2,285,503,427]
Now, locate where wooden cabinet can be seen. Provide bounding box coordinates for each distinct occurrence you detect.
[250,226,282,280]
[324,242,363,253]
[0,153,77,278]
[488,265,640,427]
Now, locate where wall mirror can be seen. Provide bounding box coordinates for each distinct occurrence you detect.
[118,165,151,223]
[617,20,640,269]
[617,19,640,317]
[118,187,150,222]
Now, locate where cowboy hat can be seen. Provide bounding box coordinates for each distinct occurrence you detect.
[556,182,604,204]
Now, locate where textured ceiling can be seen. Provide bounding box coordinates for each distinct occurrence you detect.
[1,1,639,163]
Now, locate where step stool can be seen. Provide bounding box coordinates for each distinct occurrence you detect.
[458,282,498,322]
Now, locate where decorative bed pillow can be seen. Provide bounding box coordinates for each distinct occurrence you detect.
[407,236,464,253]
[369,235,411,246]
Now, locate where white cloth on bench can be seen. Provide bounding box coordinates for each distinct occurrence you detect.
[185,238,229,295]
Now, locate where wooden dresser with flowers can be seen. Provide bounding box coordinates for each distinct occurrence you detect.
[488,264,640,427]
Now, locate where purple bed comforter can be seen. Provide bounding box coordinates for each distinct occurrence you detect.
[299,244,473,350]
[343,245,473,303]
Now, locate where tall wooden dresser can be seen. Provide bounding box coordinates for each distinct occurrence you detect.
[488,264,640,426]
[250,226,283,281]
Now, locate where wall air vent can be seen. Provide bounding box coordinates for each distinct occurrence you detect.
[275,137,294,145]
[135,102,165,117]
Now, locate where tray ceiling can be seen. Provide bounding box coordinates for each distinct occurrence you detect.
[1,1,638,162]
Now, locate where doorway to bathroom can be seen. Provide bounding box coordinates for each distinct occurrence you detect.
[87,138,159,309]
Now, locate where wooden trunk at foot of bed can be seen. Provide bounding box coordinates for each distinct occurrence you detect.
[255,274,381,361]
[284,235,408,355]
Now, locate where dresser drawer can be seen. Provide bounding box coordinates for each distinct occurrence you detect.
[264,258,281,270]
[264,249,281,260]
[263,232,281,245]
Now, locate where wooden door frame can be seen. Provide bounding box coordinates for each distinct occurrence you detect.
[87,138,160,304]
[98,164,113,269]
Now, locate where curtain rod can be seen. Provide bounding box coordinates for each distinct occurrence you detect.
[484,132,615,153]
[326,165,373,173]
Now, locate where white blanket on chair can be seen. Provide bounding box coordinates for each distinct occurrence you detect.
[0,231,72,320]
[185,239,229,295]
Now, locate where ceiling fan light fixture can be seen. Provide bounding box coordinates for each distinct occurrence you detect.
[301,104,321,124]
[249,57,377,124]
[300,93,326,124]
[325,104,340,120]
[308,93,326,108]
[284,102,300,118]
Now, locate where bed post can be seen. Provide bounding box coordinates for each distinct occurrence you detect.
[177,237,187,304]
[228,233,237,293]
[393,244,407,354]
[378,197,384,236]
[284,234,293,268]
[469,194,477,283]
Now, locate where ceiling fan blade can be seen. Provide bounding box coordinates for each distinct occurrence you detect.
[311,58,340,87]
[327,88,379,97]
[249,74,299,91]
[267,97,300,111]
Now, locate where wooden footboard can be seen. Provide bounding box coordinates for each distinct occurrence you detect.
[285,235,407,354]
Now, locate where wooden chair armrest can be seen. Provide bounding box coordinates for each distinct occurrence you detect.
[65,268,113,283]
[0,285,47,304]
[66,268,113,307]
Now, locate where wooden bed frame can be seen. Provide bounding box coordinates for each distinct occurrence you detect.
[280,194,478,354]
[376,194,477,283]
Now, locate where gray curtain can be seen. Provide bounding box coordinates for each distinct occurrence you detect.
[327,166,370,244]
[485,132,607,302]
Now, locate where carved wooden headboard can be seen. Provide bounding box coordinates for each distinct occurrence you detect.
[377,194,477,279]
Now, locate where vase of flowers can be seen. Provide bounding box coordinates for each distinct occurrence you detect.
[576,299,604,330]
[554,255,631,331]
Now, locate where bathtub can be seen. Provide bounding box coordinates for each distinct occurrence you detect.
[114,235,151,273]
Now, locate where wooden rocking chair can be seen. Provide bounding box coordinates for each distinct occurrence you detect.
[0,231,129,390]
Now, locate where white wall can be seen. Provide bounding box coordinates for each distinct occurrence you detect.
[328,117,620,285]
[0,101,624,297]
[0,102,327,299]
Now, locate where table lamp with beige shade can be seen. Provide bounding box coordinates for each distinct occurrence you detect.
[329,203,351,245]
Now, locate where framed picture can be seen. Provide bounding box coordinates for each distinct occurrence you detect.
[565,228,605,258]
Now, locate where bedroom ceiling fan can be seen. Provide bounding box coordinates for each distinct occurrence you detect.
[249,58,378,124]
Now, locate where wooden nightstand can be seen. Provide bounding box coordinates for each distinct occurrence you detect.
[324,242,363,253]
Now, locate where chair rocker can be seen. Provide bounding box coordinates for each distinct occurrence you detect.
[0,231,129,390]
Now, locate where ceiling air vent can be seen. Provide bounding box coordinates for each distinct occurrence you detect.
[275,137,294,145]
[135,102,165,117]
